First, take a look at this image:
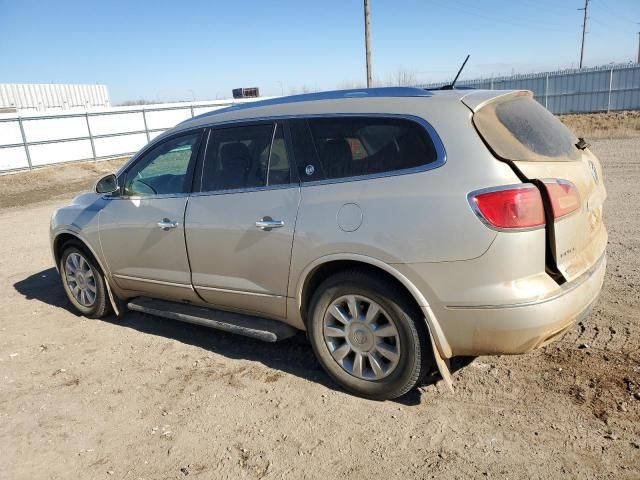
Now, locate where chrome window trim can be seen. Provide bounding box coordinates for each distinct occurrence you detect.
[190,182,299,198]
[467,183,546,233]
[193,284,285,299]
[113,274,193,289]
[105,192,191,201]
[191,113,446,194]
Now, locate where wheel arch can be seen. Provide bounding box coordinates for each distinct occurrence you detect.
[296,254,430,328]
[53,231,108,276]
[53,230,123,316]
[296,254,455,387]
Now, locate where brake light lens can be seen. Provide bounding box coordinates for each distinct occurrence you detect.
[470,185,545,230]
[544,180,580,219]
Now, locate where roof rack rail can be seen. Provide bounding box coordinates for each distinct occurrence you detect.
[190,87,433,122]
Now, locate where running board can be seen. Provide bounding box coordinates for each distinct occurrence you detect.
[127,297,297,342]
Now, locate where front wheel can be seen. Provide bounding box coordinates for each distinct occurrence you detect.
[59,246,111,318]
[307,270,433,400]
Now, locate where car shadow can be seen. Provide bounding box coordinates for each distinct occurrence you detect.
[14,268,472,406]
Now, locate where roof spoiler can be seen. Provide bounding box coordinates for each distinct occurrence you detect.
[460,90,532,112]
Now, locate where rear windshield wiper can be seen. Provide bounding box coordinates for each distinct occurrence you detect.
[575,138,590,150]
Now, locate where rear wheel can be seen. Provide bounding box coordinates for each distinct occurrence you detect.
[60,246,111,318]
[308,270,433,400]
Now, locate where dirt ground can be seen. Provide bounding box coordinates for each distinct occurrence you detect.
[0,158,127,209]
[1,139,639,480]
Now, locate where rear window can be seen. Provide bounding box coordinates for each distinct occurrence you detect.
[303,117,438,181]
[474,94,580,162]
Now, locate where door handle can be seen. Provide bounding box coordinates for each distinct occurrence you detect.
[157,218,179,230]
[255,216,285,231]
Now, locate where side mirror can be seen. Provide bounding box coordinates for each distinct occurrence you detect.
[95,174,119,194]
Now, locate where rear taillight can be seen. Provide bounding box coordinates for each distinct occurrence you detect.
[469,184,545,230]
[543,179,580,219]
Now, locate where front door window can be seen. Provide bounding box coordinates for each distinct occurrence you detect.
[124,133,200,196]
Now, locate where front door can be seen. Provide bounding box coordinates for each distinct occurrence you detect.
[100,131,203,301]
[185,122,300,319]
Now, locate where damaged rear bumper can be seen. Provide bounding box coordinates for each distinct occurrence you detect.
[426,253,606,357]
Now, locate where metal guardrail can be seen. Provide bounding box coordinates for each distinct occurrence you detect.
[0,103,225,172]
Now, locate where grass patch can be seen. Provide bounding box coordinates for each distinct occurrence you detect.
[559,111,640,139]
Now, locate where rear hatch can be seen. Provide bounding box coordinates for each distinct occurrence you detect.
[465,91,607,283]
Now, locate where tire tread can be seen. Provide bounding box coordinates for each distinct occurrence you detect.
[308,269,433,400]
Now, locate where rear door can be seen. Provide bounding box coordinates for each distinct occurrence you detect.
[469,91,607,282]
[184,121,300,319]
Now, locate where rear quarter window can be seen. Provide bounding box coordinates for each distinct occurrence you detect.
[301,116,439,181]
[474,94,580,162]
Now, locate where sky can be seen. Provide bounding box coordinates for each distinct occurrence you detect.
[1,0,639,104]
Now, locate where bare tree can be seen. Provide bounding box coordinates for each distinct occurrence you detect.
[343,69,418,88]
[390,69,417,87]
[288,85,315,95]
[117,99,157,106]
[336,80,367,89]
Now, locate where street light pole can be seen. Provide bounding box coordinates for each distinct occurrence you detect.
[364,0,372,87]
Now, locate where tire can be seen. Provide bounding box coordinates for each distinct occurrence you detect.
[59,245,111,318]
[307,270,433,400]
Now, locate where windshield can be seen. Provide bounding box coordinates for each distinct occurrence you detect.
[474,93,580,162]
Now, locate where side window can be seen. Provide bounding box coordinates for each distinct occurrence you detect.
[305,117,438,181]
[124,133,200,196]
[200,124,274,192]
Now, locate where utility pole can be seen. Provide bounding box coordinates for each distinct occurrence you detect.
[637,31,640,64]
[578,0,589,69]
[364,0,372,87]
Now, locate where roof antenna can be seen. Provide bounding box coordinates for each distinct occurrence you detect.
[440,54,470,90]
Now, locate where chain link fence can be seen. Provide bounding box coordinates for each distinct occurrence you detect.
[420,63,640,114]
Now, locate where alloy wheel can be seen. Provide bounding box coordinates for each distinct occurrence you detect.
[64,252,97,307]
[322,294,401,380]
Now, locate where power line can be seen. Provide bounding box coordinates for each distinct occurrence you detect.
[517,0,574,14]
[591,5,638,26]
[591,17,637,37]
[426,0,566,33]
[595,0,640,25]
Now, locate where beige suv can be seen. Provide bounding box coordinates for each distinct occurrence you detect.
[50,87,607,399]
